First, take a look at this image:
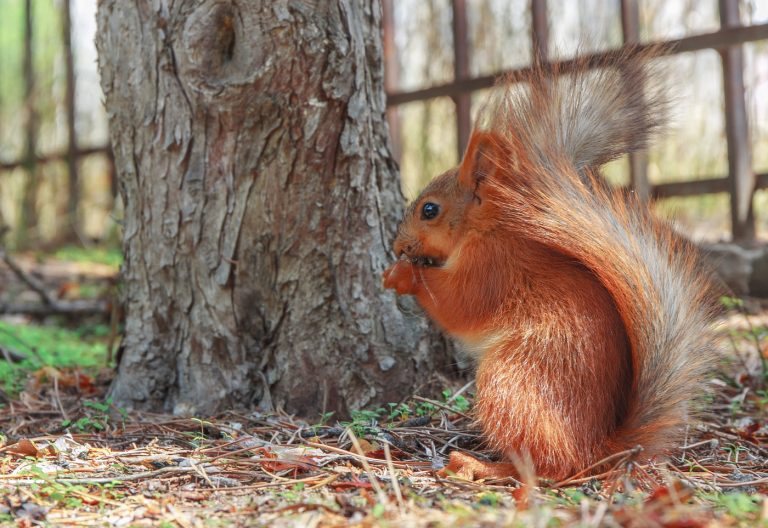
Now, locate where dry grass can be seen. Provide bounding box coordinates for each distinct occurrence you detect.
[1,312,767,528]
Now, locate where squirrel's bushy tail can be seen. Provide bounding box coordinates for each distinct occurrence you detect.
[481,49,718,457]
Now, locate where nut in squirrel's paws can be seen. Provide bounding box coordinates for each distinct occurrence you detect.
[437,451,519,481]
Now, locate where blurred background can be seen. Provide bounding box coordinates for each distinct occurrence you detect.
[0,0,766,253]
[0,0,113,253]
[385,0,768,243]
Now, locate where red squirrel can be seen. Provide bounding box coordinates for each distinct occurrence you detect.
[383,51,717,481]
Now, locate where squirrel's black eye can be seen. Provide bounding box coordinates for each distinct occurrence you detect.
[421,202,440,220]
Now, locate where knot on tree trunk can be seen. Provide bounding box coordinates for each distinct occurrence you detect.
[177,1,264,93]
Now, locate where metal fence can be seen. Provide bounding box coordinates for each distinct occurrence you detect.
[2,1,767,243]
[0,0,113,244]
[383,0,768,242]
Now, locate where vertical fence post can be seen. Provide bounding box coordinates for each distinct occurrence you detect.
[719,0,755,242]
[452,0,471,159]
[531,0,548,64]
[18,0,38,247]
[620,0,651,200]
[382,0,401,162]
[62,0,79,236]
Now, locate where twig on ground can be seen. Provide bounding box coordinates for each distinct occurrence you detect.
[444,380,475,404]
[412,395,473,421]
[51,375,70,422]
[0,466,198,485]
[552,446,643,488]
[384,442,405,512]
[303,440,431,470]
[0,300,109,316]
[0,248,56,305]
[0,345,27,363]
[348,429,389,506]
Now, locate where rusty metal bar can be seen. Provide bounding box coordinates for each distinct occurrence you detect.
[620,0,650,201]
[452,0,471,159]
[6,145,761,199]
[22,0,35,168]
[652,173,768,199]
[18,0,38,245]
[381,0,401,162]
[5,145,761,200]
[62,0,79,231]
[719,0,755,241]
[387,23,768,106]
[0,145,110,172]
[531,0,548,63]
[620,0,640,41]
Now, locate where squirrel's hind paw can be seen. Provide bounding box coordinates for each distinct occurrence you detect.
[437,451,519,481]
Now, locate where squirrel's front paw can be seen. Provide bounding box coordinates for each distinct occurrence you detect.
[383,260,418,295]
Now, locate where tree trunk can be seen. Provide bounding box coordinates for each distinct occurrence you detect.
[96,1,455,416]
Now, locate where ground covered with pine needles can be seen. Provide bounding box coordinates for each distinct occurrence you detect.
[1,251,767,527]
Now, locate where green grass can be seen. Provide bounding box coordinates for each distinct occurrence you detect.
[700,492,764,524]
[51,246,123,268]
[0,320,108,395]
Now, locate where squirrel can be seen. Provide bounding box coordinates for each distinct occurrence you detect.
[383,50,718,481]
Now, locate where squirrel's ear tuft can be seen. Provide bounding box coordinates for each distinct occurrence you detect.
[458,132,503,190]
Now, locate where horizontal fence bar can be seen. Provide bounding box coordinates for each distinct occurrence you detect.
[0,145,110,172]
[651,172,768,199]
[387,23,768,106]
[6,145,761,199]
[4,26,765,205]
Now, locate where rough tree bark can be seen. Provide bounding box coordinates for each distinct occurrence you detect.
[95,1,454,415]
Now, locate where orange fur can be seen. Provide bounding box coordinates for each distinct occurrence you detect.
[383,50,717,481]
